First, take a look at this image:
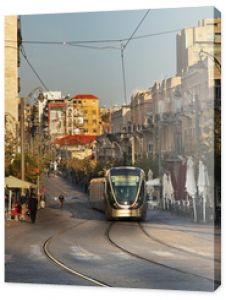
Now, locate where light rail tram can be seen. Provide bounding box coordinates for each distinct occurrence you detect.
[89,166,147,220]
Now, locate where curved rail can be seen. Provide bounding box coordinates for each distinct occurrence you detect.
[106,222,220,286]
[140,223,221,237]
[138,223,221,263]
[43,222,111,287]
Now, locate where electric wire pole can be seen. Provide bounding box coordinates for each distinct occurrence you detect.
[120,9,150,105]
[120,41,127,105]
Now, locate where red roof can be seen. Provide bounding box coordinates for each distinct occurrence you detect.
[54,134,96,146]
[72,94,98,100]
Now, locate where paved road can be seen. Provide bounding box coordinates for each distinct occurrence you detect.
[5,174,221,291]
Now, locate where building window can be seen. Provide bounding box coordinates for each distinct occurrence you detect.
[148,143,153,154]
[214,32,221,43]
[67,109,72,117]
[214,79,221,101]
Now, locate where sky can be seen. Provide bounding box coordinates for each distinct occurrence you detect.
[19,6,220,107]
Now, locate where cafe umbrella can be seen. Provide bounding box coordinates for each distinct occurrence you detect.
[185,157,198,222]
[197,160,210,222]
[5,176,37,220]
[5,176,37,189]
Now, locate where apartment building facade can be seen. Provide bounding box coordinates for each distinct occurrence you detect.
[70,94,101,135]
[5,16,22,141]
[176,17,221,76]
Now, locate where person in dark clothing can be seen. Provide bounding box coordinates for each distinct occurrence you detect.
[28,195,38,224]
[58,194,65,209]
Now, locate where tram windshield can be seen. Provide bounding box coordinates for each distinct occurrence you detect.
[110,168,141,205]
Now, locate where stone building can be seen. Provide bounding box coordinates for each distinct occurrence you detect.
[111,105,131,134]
[48,100,66,139]
[94,105,132,164]
[178,17,221,158]
[40,93,101,140]
[5,16,22,141]
[149,17,221,165]
[176,17,221,76]
[130,90,152,132]
[99,107,111,134]
[130,90,154,161]
[94,134,125,163]
[151,75,182,163]
[95,90,155,165]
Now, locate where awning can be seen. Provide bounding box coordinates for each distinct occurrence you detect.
[5,176,37,189]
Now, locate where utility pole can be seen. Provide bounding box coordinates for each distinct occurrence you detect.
[194,94,200,222]
[20,97,25,181]
[194,94,200,159]
[120,41,127,105]
[120,10,150,106]
[21,87,44,178]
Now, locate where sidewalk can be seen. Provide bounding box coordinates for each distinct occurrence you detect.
[5,205,73,229]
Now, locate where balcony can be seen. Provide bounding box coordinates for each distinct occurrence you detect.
[155,112,176,123]
[143,117,154,130]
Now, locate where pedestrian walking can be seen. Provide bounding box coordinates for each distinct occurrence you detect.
[58,194,65,209]
[28,193,38,224]
[53,161,58,177]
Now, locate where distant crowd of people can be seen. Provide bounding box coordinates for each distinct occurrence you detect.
[5,191,43,224]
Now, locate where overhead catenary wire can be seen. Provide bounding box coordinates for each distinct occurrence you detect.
[5,27,182,47]
[120,9,150,105]
[123,9,150,50]
[20,45,49,91]
[68,43,120,51]
[16,14,182,101]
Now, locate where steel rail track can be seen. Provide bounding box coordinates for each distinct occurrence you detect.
[139,223,221,237]
[106,222,220,286]
[138,223,221,263]
[43,221,111,287]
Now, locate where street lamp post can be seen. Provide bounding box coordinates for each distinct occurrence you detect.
[20,97,25,181]
[20,87,43,183]
[119,10,150,105]
[120,42,127,105]
[199,49,221,73]
[157,115,162,177]
[130,136,135,165]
